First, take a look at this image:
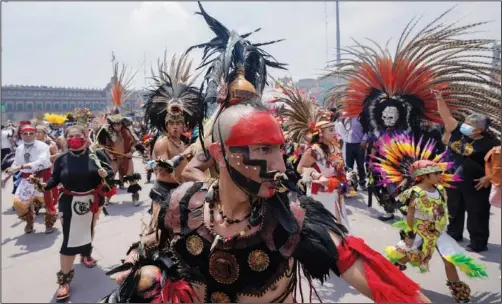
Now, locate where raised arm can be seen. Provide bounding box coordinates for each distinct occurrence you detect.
[434,90,458,133]
[181,151,214,182]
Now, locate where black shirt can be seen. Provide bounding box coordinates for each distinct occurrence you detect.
[446,124,496,182]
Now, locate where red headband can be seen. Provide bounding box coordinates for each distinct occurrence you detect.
[20,126,36,134]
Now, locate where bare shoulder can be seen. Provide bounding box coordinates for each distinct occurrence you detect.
[164,182,206,234]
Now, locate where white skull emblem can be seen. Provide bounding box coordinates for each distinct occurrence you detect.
[382,106,399,127]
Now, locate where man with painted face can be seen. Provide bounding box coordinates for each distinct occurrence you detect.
[101,3,429,303]
[435,90,499,252]
[5,123,54,234]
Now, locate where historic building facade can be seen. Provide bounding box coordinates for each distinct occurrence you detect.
[1,79,146,122]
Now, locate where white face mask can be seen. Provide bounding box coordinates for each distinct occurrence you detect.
[382,106,399,127]
[23,140,35,146]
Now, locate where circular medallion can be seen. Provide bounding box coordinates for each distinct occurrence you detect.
[210,291,231,303]
[73,200,91,215]
[209,251,239,284]
[248,250,270,272]
[185,235,203,256]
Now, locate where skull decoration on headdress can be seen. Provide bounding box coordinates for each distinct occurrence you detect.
[143,51,201,133]
[324,7,501,142]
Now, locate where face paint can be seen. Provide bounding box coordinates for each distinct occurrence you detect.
[225,112,284,147]
[225,146,284,198]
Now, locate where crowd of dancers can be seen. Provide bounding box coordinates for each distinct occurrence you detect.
[1,2,501,303]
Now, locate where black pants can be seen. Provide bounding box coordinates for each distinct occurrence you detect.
[1,148,11,164]
[447,181,491,248]
[345,142,366,184]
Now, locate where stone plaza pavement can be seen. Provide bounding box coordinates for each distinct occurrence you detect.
[1,158,501,303]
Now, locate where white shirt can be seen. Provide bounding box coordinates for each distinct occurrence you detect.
[1,129,13,149]
[12,140,52,173]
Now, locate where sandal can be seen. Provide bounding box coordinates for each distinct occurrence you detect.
[81,255,97,268]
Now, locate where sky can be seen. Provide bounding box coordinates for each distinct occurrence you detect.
[2,1,501,90]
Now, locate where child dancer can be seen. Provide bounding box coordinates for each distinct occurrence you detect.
[372,134,487,303]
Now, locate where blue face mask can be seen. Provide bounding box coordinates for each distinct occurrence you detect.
[459,123,475,136]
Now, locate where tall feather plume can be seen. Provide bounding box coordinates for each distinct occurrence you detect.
[371,133,461,188]
[271,78,325,143]
[110,61,138,110]
[323,7,501,142]
[143,51,201,132]
[187,2,286,107]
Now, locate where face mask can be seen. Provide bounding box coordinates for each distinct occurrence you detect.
[459,123,475,136]
[23,140,34,146]
[67,137,86,150]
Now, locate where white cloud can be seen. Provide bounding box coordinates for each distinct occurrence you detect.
[2,1,500,89]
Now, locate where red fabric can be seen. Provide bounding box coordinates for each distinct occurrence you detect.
[327,177,340,193]
[105,186,117,198]
[38,168,57,213]
[60,183,105,214]
[152,279,199,303]
[336,236,423,303]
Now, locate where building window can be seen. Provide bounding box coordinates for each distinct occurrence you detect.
[6,104,14,112]
[78,103,84,108]
[62,103,68,111]
[46,103,52,111]
[36,103,43,111]
[26,103,33,111]
[17,103,24,111]
[69,103,76,110]
[54,103,60,111]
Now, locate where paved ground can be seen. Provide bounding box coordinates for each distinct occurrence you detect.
[1,158,501,303]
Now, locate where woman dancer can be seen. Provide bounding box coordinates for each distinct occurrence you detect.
[273,83,350,230]
[35,125,114,301]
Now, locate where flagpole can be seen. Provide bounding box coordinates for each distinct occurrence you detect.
[335,0,341,65]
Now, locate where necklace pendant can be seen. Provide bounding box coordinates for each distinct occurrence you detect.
[210,235,222,253]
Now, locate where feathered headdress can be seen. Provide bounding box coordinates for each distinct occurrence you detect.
[272,79,332,143]
[44,113,68,125]
[187,1,287,116]
[72,108,93,127]
[107,58,138,125]
[143,51,201,132]
[371,133,461,188]
[324,7,501,141]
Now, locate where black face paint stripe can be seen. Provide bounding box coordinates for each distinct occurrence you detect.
[228,146,279,180]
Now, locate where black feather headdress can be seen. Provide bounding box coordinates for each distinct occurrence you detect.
[143,51,201,132]
[187,1,287,112]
